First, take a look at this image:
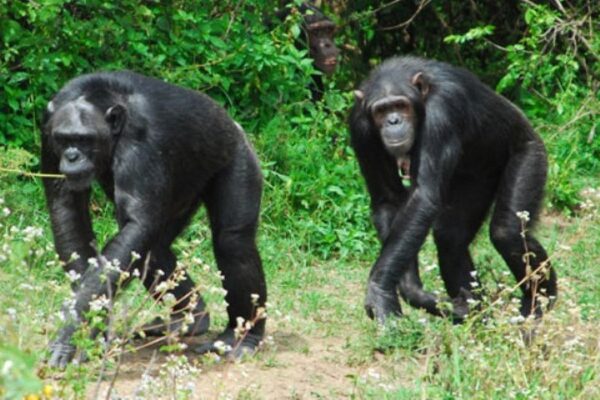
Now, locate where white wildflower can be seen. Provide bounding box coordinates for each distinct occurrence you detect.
[89,295,111,312]
[509,315,525,324]
[88,257,99,268]
[2,360,13,375]
[516,210,530,222]
[213,340,232,353]
[66,270,81,282]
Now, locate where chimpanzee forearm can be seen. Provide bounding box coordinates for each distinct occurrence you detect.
[45,185,96,275]
[350,118,408,243]
[56,221,151,334]
[369,189,440,291]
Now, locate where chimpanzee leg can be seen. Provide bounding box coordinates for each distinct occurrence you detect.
[432,177,497,319]
[489,141,557,317]
[195,140,266,358]
[139,234,210,337]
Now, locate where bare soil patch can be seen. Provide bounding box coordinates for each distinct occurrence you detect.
[88,329,391,399]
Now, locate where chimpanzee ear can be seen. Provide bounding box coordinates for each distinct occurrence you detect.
[411,72,430,98]
[354,90,365,101]
[105,104,126,135]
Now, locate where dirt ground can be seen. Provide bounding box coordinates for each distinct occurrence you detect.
[87,328,400,399]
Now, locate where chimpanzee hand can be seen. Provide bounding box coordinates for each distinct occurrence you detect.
[364,282,402,324]
[48,325,78,368]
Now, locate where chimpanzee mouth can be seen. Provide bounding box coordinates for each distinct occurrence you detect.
[320,58,338,74]
[64,174,94,191]
[384,138,411,148]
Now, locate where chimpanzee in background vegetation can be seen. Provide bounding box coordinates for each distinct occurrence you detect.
[42,71,266,367]
[273,1,340,100]
[349,56,557,324]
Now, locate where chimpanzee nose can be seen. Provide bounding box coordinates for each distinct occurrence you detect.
[387,116,400,125]
[64,148,80,162]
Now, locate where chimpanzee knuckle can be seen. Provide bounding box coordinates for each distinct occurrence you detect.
[48,341,76,368]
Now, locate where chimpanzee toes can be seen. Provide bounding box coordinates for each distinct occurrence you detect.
[194,329,262,360]
[450,297,469,323]
[142,311,210,337]
[519,296,544,319]
[364,282,402,324]
[365,304,375,320]
[448,287,476,323]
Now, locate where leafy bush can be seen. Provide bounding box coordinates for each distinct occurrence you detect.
[0,0,314,147]
[439,1,599,209]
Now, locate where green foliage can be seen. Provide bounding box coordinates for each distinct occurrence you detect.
[443,2,599,210]
[0,0,313,147]
[0,2,599,395]
[444,25,495,44]
[257,90,374,259]
[0,345,43,400]
[496,2,599,209]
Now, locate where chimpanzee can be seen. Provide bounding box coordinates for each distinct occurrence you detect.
[273,2,340,100]
[349,56,557,324]
[41,71,266,367]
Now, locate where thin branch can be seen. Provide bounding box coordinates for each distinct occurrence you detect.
[0,167,64,179]
[379,0,431,31]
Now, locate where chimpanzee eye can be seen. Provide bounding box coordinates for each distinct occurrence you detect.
[53,132,92,147]
[394,101,410,112]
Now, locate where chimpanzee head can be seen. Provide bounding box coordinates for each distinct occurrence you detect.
[355,71,430,159]
[45,96,126,191]
[301,5,339,75]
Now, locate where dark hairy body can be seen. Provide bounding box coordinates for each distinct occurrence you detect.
[350,56,557,323]
[42,71,266,367]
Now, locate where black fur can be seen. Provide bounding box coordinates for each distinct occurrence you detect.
[350,56,557,324]
[42,71,266,367]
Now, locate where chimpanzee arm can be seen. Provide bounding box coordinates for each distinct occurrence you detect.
[49,153,169,368]
[74,152,170,309]
[41,139,96,277]
[368,131,461,297]
[350,109,408,242]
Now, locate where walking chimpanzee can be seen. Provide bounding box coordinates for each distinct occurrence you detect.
[42,71,266,367]
[349,56,557,324]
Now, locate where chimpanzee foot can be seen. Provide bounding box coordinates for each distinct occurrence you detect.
[364,282,402,324]
[142,310,210,337]
[194,328,262,360]
[519,295,544,319]
[449,288,475,323]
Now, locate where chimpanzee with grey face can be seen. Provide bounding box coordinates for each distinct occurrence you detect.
[42,71,266,367]
[350,56,557,324]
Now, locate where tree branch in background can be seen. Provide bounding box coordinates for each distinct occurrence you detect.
[378,0,431,31]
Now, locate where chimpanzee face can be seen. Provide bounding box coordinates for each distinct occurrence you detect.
[355,72,429,159]
[306,20,339,75]
[46,96,125,191]
[370,95,416,158]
